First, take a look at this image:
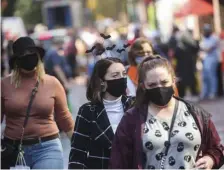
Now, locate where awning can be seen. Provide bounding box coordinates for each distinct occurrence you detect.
[174,0,213,18]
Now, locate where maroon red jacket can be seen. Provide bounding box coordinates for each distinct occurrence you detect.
[109,97,224,169]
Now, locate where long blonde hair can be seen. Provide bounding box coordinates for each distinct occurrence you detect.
[10,54,45,88]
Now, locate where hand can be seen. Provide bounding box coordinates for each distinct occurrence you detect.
[195,155,214,170]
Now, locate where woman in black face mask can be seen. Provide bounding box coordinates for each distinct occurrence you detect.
[1,37,74,169]
[68,57,135,169]
[109,55,224,169]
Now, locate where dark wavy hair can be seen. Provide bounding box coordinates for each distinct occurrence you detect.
[135,55,176,108]
[86,57,123,103]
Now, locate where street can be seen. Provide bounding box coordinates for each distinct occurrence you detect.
[61,83,87,169]
[61,83,224,169]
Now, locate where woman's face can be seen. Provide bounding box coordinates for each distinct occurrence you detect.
[134,43,153,64]
[18,49,39,72]
[136,43,153,58]
[103,62,127,98]
[104,63,127,80]
[143,66,173,90]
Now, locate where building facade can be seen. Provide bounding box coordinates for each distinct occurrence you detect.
[36,0,84,29]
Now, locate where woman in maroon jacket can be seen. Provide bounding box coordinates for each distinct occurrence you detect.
[109,55,224,169]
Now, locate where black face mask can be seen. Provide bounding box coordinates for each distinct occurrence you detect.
[204,32,211,38]
[145,86,174,106]
[18,53,38,71]
[106,78,127,97]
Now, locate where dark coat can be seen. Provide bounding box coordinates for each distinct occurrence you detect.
[68,95,135,169]
[109,97,224,169]
[174,32,199,84]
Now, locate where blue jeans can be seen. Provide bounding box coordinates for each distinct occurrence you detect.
[22,138,64,169]
[201,55,218,98]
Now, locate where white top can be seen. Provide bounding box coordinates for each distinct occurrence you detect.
[103,97,124,133]
[142,101,201,169]
[127,75,137,97]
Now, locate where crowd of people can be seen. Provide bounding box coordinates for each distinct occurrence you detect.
[2,23,223,101]
[1,22,224,169]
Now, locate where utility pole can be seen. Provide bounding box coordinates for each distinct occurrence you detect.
[212,0,221,34]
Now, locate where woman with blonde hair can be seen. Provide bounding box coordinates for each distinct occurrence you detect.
[1,37,74,169]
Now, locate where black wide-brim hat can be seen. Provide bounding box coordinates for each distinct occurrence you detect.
[9,36,45,69]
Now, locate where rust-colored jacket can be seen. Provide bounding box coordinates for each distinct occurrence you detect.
[109,97,224,169]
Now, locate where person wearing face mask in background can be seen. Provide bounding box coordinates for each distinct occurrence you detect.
[126,38,179,97]
[126,38,154,96]
[1,37,74,169]
[68,57,135,169]
[109,55,224,169]
[200,24,220,100]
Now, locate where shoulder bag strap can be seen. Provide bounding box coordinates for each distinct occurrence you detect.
[23,81,39,128]
[164,100,179,155]
[160,100,179,169]
[20,81,39,144]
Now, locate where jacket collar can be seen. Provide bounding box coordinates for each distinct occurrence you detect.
[173,96,211,133]
[132,96,211,126]
[124,97,212,168]
[92,95,134,149]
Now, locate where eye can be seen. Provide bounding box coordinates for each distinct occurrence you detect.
[148,83,157,88]
[112,73,119,78]
[161,80,168,85]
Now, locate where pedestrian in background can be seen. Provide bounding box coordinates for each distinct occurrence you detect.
[151,31,169,60]
[109,55,224,169]
[175,29,199,99]
[64,29,78,78]
[44,39,72,92]
[126,38,154,96]
[68,57,134,169]
[126,38,179,97]
[1,37,74,169]
[200,24,220,100]
[168,25,180,60]
[44,39,73,112]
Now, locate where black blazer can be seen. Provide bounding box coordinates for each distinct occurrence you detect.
[68,95,134,169]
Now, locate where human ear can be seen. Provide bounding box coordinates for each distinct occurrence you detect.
[100,79,107,92]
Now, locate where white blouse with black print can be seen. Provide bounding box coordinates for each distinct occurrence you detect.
[142,101,201,169]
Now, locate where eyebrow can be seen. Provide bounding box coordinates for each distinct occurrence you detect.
[147,82,158,86]
[147,79,169,85]
[111,70,126,74]
[111,72,119,75]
